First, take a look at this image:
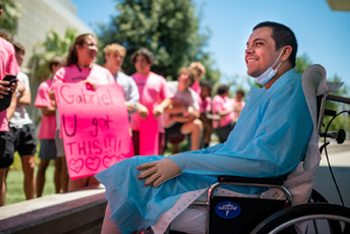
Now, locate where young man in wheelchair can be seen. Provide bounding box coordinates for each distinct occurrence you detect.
[95,21,314,234]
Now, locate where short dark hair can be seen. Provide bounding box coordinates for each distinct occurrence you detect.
[217,84,229,95]
[130,47,154,65]
[200,80,212,90]
[253,21,298,67]
[12,41,25,54]
[0,1,2,11]
[236,89,245,97]
[49,56,66,72]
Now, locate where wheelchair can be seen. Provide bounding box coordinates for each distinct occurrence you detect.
[161,70,350,234]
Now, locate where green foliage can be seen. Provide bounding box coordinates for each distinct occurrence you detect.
[0,0,21,34]
[97,0,220,83]
[295,53,313,74]
[29,28,77,82]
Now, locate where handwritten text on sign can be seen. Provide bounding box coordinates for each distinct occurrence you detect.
[55,83,133,180]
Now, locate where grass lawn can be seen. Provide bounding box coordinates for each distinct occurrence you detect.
[5,154,56,205]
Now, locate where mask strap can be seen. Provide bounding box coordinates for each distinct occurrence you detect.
[272,47,285,69]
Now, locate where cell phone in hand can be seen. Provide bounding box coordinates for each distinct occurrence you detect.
[3,75,17,87]
[0,75,17,112]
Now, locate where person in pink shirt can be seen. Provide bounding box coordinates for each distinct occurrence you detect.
[189,62,206,96]
[35,57,66,197]
[51,33,116,191]
[0,0,19,206]
[130,48,174,155]
[232,90,246,123]
[212,84,235,143]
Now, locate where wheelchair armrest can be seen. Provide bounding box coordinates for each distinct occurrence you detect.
[217,176,284,186]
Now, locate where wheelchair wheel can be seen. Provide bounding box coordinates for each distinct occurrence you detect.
[251,203,350,234]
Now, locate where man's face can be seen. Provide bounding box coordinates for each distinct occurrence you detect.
[106,51,124,71]
[15,51,24,67]
[200,86,211,99]
[134,55,151,75]
[178,73,192,88]
[245,27,282,77]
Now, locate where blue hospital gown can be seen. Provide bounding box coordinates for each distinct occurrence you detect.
[95,68,313,234]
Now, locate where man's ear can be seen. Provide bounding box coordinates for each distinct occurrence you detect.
[281,45,292,62]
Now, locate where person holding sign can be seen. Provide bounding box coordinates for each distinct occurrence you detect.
[130,48,174,156]
[51,33,118,191]
[103,43,139,121]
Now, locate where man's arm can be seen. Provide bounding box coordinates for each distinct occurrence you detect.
[17,88,31,106]
[125,77,139,114]
[6,92,18,119]
[40,106,56,116]
[153,98,172,119]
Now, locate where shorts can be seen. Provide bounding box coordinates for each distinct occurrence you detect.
[215,122,235,143]
[165,122,184,139]
[38,139,57,160]
[55,130,65,157]
[5,124,37,158]
[132,130,165,155]
[0,131,13,168]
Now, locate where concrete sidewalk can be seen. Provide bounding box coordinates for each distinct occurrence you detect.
[314,141,350,207]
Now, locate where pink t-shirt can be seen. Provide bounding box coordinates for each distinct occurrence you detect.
[212,95,234,128]
[191,81,201,95]
[35,79,57,139]
[0,38,19,131]
[53,64,115,86]
[232,99,246,122]
[201,96,212,113]
[131,72,174,132]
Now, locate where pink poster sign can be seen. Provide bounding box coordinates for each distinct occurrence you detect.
[139,112,159,155]
[54,83,134,180]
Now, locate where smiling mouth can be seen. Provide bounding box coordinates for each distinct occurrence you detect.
[247,59,257,63]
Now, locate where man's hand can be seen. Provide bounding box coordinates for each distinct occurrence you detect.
[125,102,136,113]
[137,158,182,187]
[137,103,149,119]
[187,106,197,118]
[0,79,17,99]
[153,105,164,119]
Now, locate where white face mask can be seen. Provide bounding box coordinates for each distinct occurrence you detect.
[253,48,285,85]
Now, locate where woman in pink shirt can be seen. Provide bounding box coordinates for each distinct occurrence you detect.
[212,84,235,143]
[51,33,116,191]
[35,57,66,197]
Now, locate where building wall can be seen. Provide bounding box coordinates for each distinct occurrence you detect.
[13,0,93,72]
[11,0,94,125]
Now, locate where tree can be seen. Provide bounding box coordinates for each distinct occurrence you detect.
[29,28,77,83]
[97,0,220,83]
[0,0,21,34]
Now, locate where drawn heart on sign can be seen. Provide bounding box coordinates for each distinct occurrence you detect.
[69,158,84,173]
[85,157,101,171]
[102,155,118,168]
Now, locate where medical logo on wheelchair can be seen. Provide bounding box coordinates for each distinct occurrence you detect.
[215,201,241,219]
